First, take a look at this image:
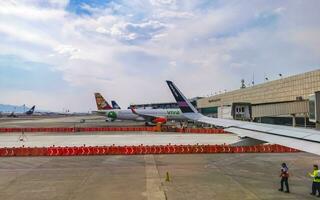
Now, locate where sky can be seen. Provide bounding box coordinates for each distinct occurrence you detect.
[0,0,319,112]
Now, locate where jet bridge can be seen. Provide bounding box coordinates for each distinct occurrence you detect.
[309,91,320,129]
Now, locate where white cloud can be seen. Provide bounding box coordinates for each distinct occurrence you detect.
[0,22,57,47]
[154,10,194,19]
[150,0,176,7]
[0,1,65,21]
[96,20,170,41]
[274,7,286,14]
[0,0,319,111]
[54,45,80,59]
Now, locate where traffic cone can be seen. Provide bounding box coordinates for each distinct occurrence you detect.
[165,171,170,182]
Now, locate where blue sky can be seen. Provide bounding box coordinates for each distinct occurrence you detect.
[0,55,66,90]
[67,0,111,15]
[0,0,319,111]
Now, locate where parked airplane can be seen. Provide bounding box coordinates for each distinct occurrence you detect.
[93,93,121,117]
[166,80,320,155]
[94,93,113,110]
[93,93,186,124]
[111,100,121,109]
[25,105,35,115]
[5,105,36,117]
[130,107,186,124]
[100,106,185,124]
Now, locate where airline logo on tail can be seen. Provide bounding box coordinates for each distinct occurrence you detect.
[111,100,121,109]
[166,80,197,113]
[26,105,35,115]
[94,93,113,110]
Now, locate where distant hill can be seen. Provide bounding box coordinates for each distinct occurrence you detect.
[0,104,31,113]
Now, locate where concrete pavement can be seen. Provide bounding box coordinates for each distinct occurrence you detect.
[0,132,238,147]
[0,153,318,200]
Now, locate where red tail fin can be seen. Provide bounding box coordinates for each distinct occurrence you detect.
[94,93,113,110]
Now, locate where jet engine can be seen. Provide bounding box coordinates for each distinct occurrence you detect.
[152,117,167,124]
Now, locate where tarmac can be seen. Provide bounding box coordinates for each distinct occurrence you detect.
[0,153,319,200]
[0,116,319,200]
[0,116,238,147]
[0,133,238,147]
[0,116,149,127]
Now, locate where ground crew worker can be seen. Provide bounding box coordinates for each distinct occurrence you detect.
[279,163,290,193]
[309,164,320,197]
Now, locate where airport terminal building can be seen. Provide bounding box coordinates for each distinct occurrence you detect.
[130,97,202,109]
[131,69,320,127]
[197,69,320,127]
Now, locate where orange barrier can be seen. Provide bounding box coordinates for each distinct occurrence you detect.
[0,144,299,157]
[0,126,229,134]
[176,128,227,134]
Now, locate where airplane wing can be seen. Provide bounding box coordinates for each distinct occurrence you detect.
[130,107,167,123]
[166,80,320,155]
[130,107,157,121]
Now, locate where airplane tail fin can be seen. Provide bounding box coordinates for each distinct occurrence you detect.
[94,93,113,110]
[130,106,138,115]
[26,105,35,115]
[111,100,121,109]
[166,80,198,114]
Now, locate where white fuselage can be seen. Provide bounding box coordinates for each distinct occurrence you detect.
[98,108,186,121]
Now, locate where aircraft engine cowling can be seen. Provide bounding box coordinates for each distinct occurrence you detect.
[152,117,167,124]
